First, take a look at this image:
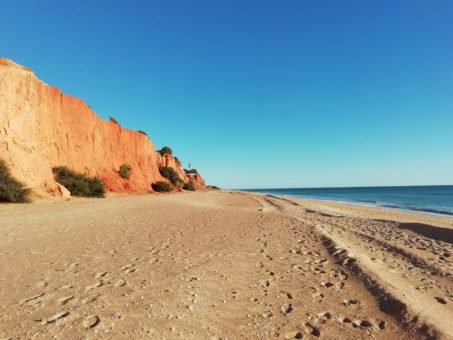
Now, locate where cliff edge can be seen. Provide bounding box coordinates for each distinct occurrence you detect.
[0,58,204,197]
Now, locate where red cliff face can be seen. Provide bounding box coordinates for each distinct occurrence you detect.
[186,173,206,188]
[157,154,188,183]
[0,58,205,197]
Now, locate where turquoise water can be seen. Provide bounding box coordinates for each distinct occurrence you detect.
[241,185,453,216]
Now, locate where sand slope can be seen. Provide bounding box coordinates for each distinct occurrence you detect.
[0,191,451,339]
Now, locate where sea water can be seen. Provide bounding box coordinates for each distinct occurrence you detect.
[242,185,453,216]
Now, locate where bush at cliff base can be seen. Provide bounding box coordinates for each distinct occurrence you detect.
[119,164,132,179]
[159,166,183,186]
[0,159,30,203]
[53,166,105,198]
[183,181,198,191]
[152,181,173,192]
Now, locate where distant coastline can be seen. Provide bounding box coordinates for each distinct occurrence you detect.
[240,185,453,217]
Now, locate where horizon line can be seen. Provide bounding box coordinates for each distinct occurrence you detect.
[234,184,453,190]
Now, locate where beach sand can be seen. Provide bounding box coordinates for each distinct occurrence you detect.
[0,191,452,339]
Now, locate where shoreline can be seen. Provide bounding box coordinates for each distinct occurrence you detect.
[236,190,453,230]
[247,191,453,219]
[238,187,453,218]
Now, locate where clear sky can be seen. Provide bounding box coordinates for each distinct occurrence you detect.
[1,1,452,188]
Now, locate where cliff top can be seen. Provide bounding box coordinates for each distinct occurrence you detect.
[0,57,34,74]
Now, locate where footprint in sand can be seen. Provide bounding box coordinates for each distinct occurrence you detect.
[329,270,347,281]
[435,297,447,304]
[114,279,126,287]
[20,292,45,304]
[82,295,98,305]
[282,291,293,299]
[317,311,332,322]
[284,330,303,339]
[281,303,293,314]
[262,311,273,318]
[342,299,360,308]
[86,282,103,291]
[40,311,69,325]
[57,295,74,305]
[82,315,100,328]
[121,264,136,274]
[94,271,107,280]
[292,264,305,272]
[303,323,320,337]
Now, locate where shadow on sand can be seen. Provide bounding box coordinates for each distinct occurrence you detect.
[398,222,453,245]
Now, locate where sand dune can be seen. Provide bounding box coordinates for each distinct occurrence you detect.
[0,191,451,339]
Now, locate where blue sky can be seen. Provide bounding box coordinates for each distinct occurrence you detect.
[1,1,452,188]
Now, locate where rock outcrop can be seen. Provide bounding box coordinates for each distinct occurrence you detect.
[186,172,206,188]
[0,58,204,197]
[157,153,188,183]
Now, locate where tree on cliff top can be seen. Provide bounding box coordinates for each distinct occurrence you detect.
[158,146,172,156]
[0,159,30,203]
[109,116,120,125]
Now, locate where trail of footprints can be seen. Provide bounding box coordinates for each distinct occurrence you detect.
[8,197,425,338]
[248,223,387,339]
[15,243,168,335]
[313,213,453,305]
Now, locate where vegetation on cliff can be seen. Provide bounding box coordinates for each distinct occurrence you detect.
[183,181,197,191]
[109,117,120,125]
[152,181,173,192]
[159,166,183,186]
[53,166,105,198]
[0,58,206,197]
[119,164,132,179]
[158,146,172,156]
[0,159,30,203]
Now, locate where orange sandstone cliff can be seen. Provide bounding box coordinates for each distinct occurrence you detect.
[157,153,188,183]
[0,58,204,197]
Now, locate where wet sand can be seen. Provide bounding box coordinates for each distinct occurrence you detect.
[0,191,452,339]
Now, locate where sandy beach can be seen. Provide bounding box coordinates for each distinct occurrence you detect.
[0,190,452,339]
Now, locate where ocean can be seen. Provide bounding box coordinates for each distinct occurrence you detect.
[241,185,453,216]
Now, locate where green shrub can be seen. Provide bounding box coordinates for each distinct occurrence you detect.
[152,181,173,192]
[207,185,220,190]
[110,117,119,124]
[0,159,30,203]
[159,166,183,186]
[184,168,198,174]
[137,130,148,136]
[183,182,196,191]
[53,166,105,198]
[158,146,172,156]
[119,164,132,179]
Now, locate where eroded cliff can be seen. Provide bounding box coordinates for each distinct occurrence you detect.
[0,58,204,197]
